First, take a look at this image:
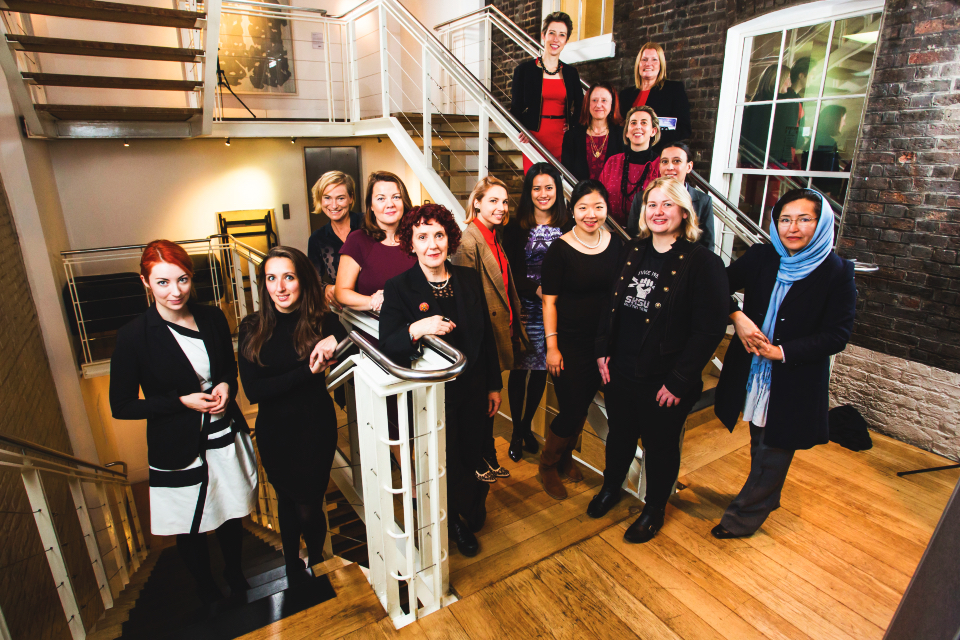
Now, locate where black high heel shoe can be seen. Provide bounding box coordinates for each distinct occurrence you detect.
[508,434,525,462]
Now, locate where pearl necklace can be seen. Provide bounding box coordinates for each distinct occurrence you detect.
[572,226,603,249]
[427,276,450,291]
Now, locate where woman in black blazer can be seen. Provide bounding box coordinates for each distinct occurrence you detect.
[711,189,856,539]
[379,204,502,559]
[511,12,583,172]
[561,81,625,181]
[588,177,729,543]
[618,43,691,149]
[110,240,258,605]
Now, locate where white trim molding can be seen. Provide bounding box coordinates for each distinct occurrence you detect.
[561,33,616,64]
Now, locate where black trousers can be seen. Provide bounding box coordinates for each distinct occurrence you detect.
[508,369,548,434]
[550,343,602,438]
[446,371,489,521]
[176,517,244,594]
[602,375,700,510]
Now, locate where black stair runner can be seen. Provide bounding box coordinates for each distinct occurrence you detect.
[119,526,335,640]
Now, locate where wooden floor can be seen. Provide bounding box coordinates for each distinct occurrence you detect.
[247,415,959,640]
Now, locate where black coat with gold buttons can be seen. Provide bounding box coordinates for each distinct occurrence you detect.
[595,236,729,398]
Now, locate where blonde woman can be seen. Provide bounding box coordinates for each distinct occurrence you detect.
[452,176,530,481]
[617,42,691,148]
[589,177,728,544]
[307,171,362,310]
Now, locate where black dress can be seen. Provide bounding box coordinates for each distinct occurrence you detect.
[238,309,340,503]
[541,235,623,438]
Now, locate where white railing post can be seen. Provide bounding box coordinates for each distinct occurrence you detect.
[412,383,448,612]
[0,603,12,640]
[111,485,140,573]
[379,4,391,118]
[478,103,489,180]
[68,478,114,610]
[95,483,129,591]
[247,257,260,312]
[482,16,492,91]
[231,248,248,319]
[21,467,86,640]
[422,47,432,169]
[323,20,335,122]
[347,19,361,122]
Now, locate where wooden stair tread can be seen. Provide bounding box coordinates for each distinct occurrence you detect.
[2,0,205,28]
[35,104,201,121]
[23,72,201,91]
[7,35,203,61]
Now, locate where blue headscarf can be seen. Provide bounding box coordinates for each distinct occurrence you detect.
[742,189,834,427]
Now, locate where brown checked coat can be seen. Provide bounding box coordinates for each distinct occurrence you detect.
[453,222,530,371]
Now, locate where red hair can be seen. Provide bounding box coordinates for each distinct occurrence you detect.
[140,240,194,280]
[398,204,462,256]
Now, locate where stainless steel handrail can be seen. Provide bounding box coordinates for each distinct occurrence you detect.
[0,434,128,478]
[330,330,467,382]
[686,170,770,242]
[61,236,223,257]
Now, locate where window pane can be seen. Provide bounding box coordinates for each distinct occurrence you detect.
[739,32,783,103]
[824,13,882,96]
[768,101,804,169]
[737,103,773,168]
[602,0,613,36]
[560,0,580,42]
[781,22,831,100]
[582,0,603,39]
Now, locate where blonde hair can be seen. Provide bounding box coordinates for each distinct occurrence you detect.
[634,43,667,89]
[624,105,661,148]
[311,171,356,214]
[636,177,701,242]
[466,176,511,225]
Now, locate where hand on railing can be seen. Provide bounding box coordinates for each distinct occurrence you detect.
[310,336,340,373]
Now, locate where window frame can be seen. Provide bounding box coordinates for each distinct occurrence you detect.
[709,0,885,190]
[541,0,616,63]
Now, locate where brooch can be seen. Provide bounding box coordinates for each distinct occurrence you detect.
[419,302,430,312]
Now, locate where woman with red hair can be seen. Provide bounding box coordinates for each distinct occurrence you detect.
[110,240,258,607]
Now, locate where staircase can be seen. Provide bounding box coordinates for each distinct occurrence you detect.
[0,0,214,137]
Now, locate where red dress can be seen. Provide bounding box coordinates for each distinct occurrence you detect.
[523,78,567,173]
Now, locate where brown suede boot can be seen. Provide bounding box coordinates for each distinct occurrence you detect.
[538,430,571,500]
[558,422,585,483]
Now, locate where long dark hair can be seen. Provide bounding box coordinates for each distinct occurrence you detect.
[240,246,327,366]
[516,163,567,230]
[568,179,610,217]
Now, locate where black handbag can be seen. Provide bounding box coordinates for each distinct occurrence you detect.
[828,405,873,451]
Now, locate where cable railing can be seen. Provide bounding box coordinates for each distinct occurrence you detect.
[0,436,145,640]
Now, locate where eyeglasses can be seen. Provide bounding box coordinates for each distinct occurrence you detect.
[777,217,818,227]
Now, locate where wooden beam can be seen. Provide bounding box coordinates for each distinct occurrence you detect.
[6,35,203,62]
[23,72,202,91]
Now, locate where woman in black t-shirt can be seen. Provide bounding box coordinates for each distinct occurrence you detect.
[539,180,622,501]
[588,177,728,543]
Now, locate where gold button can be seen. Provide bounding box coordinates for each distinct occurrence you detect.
[671,270,676,275]
[664,287,669,291]
[679,254,684,259]
[655,303,661,308]
[634,247,639,251]
[627,261,631,265]
[645,319,650,323]
[620,276,624,280]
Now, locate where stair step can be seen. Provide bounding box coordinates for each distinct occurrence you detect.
[6,35,204,62]
[2,0,205,28]
[436,169,518,178]
[35,104,201,121]
[23,72,202,91]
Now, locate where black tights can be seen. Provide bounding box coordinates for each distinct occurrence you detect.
[176,517,244,597]
[507,369,548,437]
[276,490,327,570]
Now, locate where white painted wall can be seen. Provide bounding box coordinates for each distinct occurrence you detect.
[47,135,422,254]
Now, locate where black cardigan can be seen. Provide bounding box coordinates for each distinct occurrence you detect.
[595,237,729,398]
[714,244,856,450]
[619,80,692,148]
[510,59,583,132]
[379,264,502,392]
[110,302,248,470]
[560,124,625,181]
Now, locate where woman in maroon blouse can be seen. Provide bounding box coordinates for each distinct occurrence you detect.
[335,171,417,312]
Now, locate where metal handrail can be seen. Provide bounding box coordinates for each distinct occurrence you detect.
[0,434,128,478]
[60,237,221,257]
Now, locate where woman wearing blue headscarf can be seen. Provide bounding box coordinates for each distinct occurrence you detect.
[711,188,856,539]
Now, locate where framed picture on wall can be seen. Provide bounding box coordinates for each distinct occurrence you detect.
[219,0,297,95]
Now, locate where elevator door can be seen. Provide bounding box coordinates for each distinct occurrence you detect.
[304,146,362,234]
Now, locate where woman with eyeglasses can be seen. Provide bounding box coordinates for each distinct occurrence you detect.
[711,188,856,539]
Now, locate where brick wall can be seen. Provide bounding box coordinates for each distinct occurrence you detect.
[0,175,103,638]
[837,0,960,373]
[489,0,541,105]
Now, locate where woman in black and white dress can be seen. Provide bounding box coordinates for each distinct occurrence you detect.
[110,240,258,605]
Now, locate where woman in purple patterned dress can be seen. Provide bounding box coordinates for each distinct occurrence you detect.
[503,163,570,462]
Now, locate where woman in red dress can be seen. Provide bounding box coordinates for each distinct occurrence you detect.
[510,12,583,173]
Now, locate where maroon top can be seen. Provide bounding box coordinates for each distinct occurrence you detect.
[586,133,609,180]
[340,230,417,295]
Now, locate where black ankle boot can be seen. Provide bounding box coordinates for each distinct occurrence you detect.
[508,433,525,462]
[522,428,540,454]
[623,507,665,544]
[586,487,621,519]
[449,517,479,557]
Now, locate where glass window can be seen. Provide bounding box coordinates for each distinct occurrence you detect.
[555,0,613,43]
[722,9,879,228]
